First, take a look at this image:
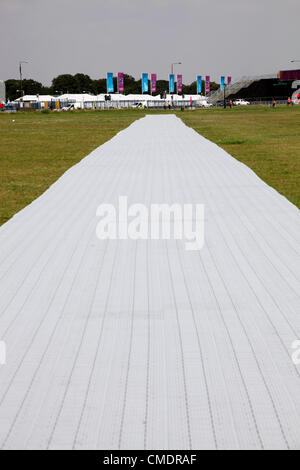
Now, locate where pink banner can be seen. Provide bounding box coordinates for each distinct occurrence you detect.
[117,72,124,93]
[227,76,232,85]
[177,74,183,94]
[151,73,157,94]
[205,75,210,94]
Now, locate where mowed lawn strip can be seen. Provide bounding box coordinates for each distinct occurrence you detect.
[179,106,300,208]
[0,110,142,225]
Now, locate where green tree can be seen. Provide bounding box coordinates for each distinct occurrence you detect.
[51,74,78,94]
[122,74,138,94]
[5,79,43,101]
[5,80,20,101]
[182,80,218,95]
[74,73,93,93]
[155,80,169,95]
[5,73,221,101]
[91,78,106,94]
[40,86,53,95]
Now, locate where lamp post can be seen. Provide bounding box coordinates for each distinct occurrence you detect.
[171,61,182,75]
[223,83,226,109]
[19,61,28,97]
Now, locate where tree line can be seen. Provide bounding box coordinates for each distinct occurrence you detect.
[5,74,219,101]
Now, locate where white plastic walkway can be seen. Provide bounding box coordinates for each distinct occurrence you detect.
[0,115,300,450]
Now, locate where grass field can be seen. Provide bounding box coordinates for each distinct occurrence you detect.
[180,105,300,209]
[0,106,299,225]
[0,110,142,225]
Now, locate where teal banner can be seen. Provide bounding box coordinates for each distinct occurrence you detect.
[169,74,175,93]
[220,76,225,90]
[107,73,114,93]
[197,76,202,94]
[142,73,149,93]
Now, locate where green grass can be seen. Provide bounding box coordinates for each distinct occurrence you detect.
[0,106,299,226]
[0,110,143,225]
[179,106,300,208]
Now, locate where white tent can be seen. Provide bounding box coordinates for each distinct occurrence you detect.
[162,93,205,101]
[58,93,96,102]
[120,94,152,101]
[13,92,207,109]
[95,94,106,101]
[15,95,55,102]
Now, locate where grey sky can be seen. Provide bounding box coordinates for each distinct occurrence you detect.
[1,0,299,85]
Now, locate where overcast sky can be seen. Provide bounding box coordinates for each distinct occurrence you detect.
[1,0,299,85]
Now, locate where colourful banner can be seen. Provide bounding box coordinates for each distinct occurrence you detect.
[177,74,183,94]
[169,74,175,93]
[205,75,210,94]
[220,76,225,90]
[151,73,157,94]
[197,75,202,94]
[117,72,124,93]
[142,73,149,93]
[107,72,114,93]
[227,76,232,85]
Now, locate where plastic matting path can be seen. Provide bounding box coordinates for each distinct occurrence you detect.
[0,115,300,450]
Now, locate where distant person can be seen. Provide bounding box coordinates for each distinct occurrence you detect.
[272,98,276,108]
[163,101,167,110]
[287,97,291,106]
[229,100,233,109]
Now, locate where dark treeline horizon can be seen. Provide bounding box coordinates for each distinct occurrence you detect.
[5,73,219,101]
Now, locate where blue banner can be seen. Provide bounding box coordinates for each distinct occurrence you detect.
[107,73,114,93]
[197,75,202,94]
[169,74,175,93]
[220,76,225,90]
[142,73,149,93]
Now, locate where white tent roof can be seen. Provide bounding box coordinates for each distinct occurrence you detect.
[97,93,154,102]
[162,94,205,101]
[14,92,207,104]
[120,94,153,101]
[15,95,55,102]
[109,93,129,101]
[58,93,96,102]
